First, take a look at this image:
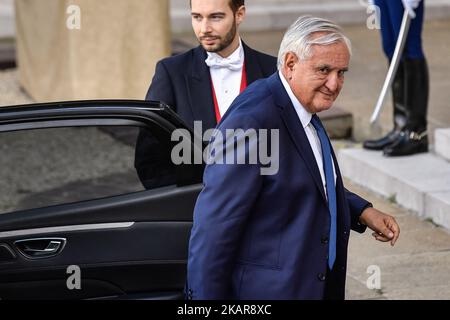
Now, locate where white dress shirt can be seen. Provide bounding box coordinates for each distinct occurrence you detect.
[279,71,337,197]
[206,39,245,117]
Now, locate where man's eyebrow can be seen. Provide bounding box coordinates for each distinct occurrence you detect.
[315,64,332,70]
[191,11,226,17]
[316,64,349,71]
[208,12,226,16]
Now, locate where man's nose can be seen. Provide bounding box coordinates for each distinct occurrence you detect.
[201,19,212,34]
[325,73,339,92]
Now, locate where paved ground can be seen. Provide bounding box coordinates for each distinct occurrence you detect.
[344,178,450,300]
[0,68,31,106]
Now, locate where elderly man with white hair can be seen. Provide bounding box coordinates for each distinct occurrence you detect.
[186,16,400,300]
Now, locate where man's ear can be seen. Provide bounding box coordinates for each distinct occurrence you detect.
[284,52,299,74]
[235,5,246,25]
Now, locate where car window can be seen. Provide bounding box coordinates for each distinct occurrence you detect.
[0,125,176,214]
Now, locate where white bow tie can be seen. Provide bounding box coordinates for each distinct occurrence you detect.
[205,54,243,71]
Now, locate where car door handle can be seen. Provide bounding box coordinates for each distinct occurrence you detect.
[23,241,61,253]
[14,238,66,259]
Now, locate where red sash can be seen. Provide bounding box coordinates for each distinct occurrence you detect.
[210,61,247,123]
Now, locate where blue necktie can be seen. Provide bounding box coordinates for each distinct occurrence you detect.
[310,114,337,270]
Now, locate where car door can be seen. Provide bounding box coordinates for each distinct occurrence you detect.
[0,100,204,300]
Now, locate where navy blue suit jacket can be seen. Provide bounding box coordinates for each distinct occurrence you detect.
[187,73,370,300]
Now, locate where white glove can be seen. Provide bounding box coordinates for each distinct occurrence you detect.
[359,0,375,6]
[401,0,422,19]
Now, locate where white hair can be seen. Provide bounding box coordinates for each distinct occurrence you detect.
[277,15,352,70]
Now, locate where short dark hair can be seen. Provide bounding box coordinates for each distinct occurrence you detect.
[229,0,245,14]
[189,0,245,14]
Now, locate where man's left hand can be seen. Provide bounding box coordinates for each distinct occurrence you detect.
[359,207,400,246]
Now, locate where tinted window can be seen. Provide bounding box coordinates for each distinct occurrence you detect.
[0,126,176,214]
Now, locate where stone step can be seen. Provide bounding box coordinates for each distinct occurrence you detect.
[435,128,450,162]
[337,147,450,230]
[426,191,450,230]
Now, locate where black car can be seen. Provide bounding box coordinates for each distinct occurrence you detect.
[0,100,205,300]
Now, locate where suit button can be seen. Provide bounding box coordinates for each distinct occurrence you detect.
[321,236,329,244]
[318,273,326,281]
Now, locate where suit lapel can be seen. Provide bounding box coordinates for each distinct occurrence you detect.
[242,42,264,85]
[268,73,327,201]
[186,46,217,131]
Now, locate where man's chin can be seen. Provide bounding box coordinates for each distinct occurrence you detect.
[204,47,221,53]
[200,42,220,52]
[312,102,334,113]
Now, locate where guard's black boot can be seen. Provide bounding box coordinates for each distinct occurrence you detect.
[383,130,428,156]
[392,60,408,129]
[383,58,429,157]
[363,129,402,150]
[363,61,406,151]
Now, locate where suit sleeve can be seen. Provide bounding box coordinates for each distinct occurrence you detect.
[345,188,371,233]
[145,60,176,111]
[187,115,263,300]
